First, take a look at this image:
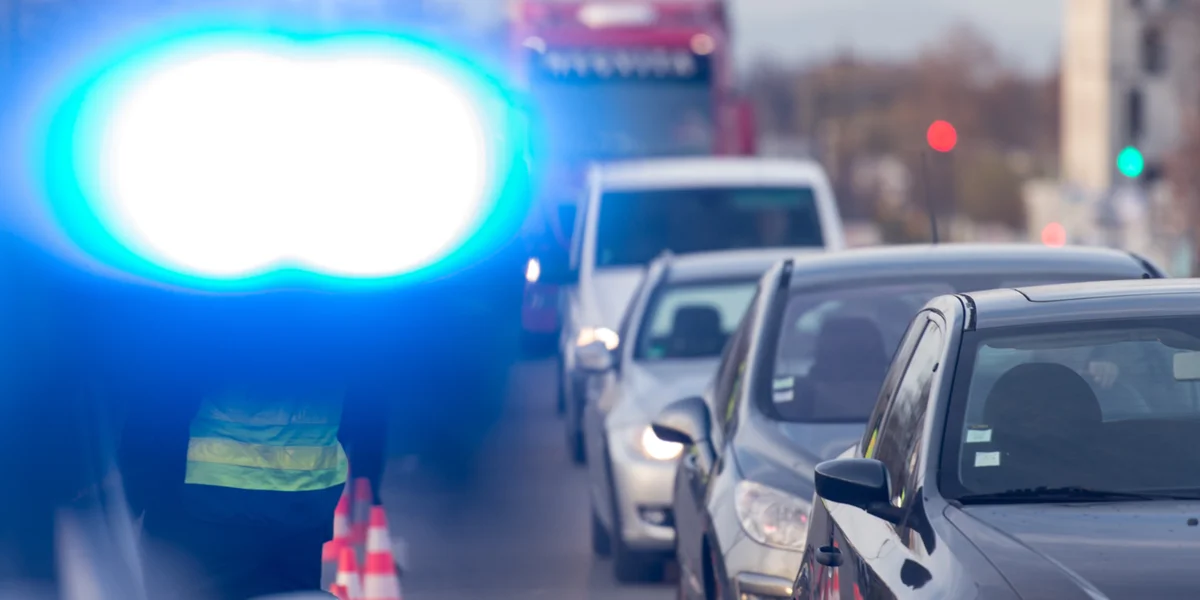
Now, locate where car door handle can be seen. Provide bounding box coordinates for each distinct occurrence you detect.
[816,545,843,568]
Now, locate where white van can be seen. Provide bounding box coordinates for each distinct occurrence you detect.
[555,156,845,463]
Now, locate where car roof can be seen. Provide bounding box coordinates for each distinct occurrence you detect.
[783,243,1150,291]
[653,248,823,284]
[964,279,1200,329]
[592,157,829,191]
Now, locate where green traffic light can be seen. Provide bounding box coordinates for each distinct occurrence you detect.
[1117,146,1144,178]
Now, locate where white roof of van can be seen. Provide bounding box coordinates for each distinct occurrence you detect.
[591,157,830,191]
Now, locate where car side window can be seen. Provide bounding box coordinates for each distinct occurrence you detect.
[872,321,944,509]
[862,315,929,458]
[616,272,654,363]
[713,291,759,437]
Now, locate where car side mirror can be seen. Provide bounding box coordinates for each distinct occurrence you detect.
[814,458,902,523]
[651,395,710,446]
[575,340,614,373]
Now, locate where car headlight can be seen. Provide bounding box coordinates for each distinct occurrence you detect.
[637,425,683,461]
[734,480,811,551]
[525,257,541,283]
[577,326,619,350]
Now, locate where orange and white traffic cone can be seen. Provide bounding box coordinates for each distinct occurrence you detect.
[336,545,364,600]
[363,506,403,600]
[322,483,353,590]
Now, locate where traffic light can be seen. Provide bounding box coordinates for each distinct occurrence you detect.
[926,120,957,153]
[1117,146,1144,178]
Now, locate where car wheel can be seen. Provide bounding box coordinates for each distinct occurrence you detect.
[613,540,667,583]
[591,510,612,557]
[567,426,586,466]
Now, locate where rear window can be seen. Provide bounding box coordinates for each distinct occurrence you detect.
[595,187,824,268]
[635,280,758,361]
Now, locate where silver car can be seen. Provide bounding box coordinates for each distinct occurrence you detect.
[576,249,812,583]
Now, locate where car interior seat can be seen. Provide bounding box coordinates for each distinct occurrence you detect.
[664,305,725,359]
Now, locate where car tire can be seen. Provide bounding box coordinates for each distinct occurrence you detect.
[591,510,612,557]
[613,540,667,584]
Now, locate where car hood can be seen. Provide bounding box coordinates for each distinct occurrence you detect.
[774,421,865,463]
[607,359,719,429]
[586,267,645,329]
[950,501,1200,599]
[734,421,865,497]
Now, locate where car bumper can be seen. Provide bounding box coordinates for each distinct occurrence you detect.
[723,535,804,599]
[608,432,678,552]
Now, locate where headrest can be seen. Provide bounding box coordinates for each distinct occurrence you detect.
[666,305,725,358]
[812,316,889,382]
[983,362,1102,434]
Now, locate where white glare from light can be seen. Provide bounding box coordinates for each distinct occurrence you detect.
[640,426,683,461]
[577,326,619,350]
[690,34,715,56]
[525,257,541,282]
[92,45,491,278]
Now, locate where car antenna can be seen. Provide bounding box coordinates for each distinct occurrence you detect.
[924,119,958,245]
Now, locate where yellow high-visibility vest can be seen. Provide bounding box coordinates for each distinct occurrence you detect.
[185,386,348,492]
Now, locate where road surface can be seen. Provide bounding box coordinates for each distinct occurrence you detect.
[382,358,675,600]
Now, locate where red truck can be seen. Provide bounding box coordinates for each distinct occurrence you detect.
[510,0,756,351]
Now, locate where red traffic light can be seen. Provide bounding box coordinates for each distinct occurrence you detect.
[926,120,957,153]
[1041,222,1067,247]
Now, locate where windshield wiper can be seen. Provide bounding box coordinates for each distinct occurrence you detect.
[956,486,1200,505]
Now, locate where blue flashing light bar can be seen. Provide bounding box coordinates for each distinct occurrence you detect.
[29,24,528,290]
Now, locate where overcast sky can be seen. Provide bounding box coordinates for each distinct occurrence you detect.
[453,0,1064,74]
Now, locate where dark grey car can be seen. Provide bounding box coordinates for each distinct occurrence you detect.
[651,244,1164,600]
[795,278,1200,599]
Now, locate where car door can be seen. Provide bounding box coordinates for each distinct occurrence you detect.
[674,288,758,587]
[824,315,945,600]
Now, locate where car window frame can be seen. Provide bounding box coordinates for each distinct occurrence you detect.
[868,319,945,512]
[861,313,932,458]
[712,287,761,440]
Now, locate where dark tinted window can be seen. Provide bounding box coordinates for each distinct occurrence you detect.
[634,281,757,361]
[945,319,1200,499]
[772,283,952,423]
[595,187,824,267]
[768,273,1146,423]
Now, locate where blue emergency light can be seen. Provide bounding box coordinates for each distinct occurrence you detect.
[31,25,526,288]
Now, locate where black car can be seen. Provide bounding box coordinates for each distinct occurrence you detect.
[794,278,1200,599]
[650,244,1164,600]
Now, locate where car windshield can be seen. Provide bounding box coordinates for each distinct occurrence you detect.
[527,47,715,160]
[634,280,758,361]
[943,318,1200,500]
[768,274,1143,423]
[595,187,824,268]
[533,81,715,160]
